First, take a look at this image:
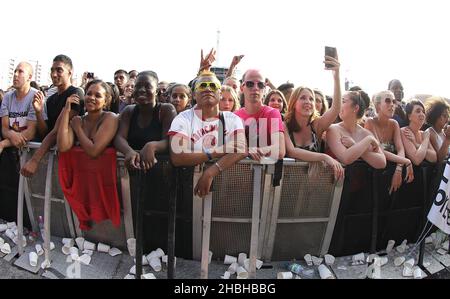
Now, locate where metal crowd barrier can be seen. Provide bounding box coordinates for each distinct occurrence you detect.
[195,158,344,278]
[329,160,438,257]
[16,142,134,267]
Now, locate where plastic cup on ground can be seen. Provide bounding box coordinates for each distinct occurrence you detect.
[109,247,122,257]
[75,237,85,251]
[311,256,323,266]
[238,253,247,266]
[304,254,313,266]
[224,255,237,265]
[318,264,334,279]
[236,266,248,279]
[208,251,213,264]
[1,243,11,254]
[0,237,4,246]
[49,242,55,251]
[141,273,156,279]
[403,266,413,277]
[221,271,231,279]
[243,258,263,271]
[62,246,71,255]
[79,254,91,265]
[404,258,415,269]
[324,254,335,266]
[29,252,38,267]
[5,229,15,240]
[35,244,44,256]
[97,242,110,253]
[149,257,162,272]
[413,267,423,279]
[62,238,74,247]
[228,262,238,274]
[0,224,7,232]
[277,272,293,279]
[83,241,96,251]
[386,240,395,253]
[394,256,406,267]
[6,222,16,229]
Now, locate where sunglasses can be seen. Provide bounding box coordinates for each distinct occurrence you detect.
[195,81,221,92]
[384,98,397,105]
[244,81,265,89]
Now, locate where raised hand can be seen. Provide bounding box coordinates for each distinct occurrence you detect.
[199,48,217,72]
[32,91,45,114]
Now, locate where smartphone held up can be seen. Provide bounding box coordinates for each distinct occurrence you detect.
[324,46,337,68]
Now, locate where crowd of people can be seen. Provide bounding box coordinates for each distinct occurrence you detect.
[0,49,448,228]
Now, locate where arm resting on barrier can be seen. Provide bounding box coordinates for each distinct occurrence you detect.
[327,125,385,168]
[401,128,435,165]
[193,152,248,198]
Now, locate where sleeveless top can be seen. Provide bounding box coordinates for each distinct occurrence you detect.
[127,103,163,150]
[430,127,445,149]
[289,124,322,152]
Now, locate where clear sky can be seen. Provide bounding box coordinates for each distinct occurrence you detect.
[1,0,449,99]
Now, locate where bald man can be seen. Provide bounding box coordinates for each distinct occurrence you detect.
[0,62,43,154]
[235,69,285,161]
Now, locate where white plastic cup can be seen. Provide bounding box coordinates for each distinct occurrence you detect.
[238,253,247,266]
[35,244,44,256]
[6,222,16,229]
[208,251,213,264]
[1,243,11,254]
[49,242,55,251]
[141,273,156,279]
[386,240,395,253]
[0,224,7,232]
[221,271,231,279]
[79,254,91,265]
[149,257,162,272]
[70,247,79,261]
[413,267,423,279]
[75,237,85,251]
[379,256,388,267]
[228,262,239,274]
[394,256,406,267]
[224,255,238,265]
[324,254,335,266]
[425,236,433,244]
[403,266,413,277]
[62,246,71,255]
[127,238,136,257]
[83,241,96,251]
[304,254,313,266]
[352,252,365,262]
[236,266,248,279]
[244,258,263,271]
[29,252,38,267]
[277,272,293,279]
[97,242,110,253]
[108,247,122,257]
[83,249,94,256]
[404,258,415,269]
[129,265,136,275]
[312,256,323,266]
[0,237,4,246]
[62,238,74,247]
[318,264,334,279]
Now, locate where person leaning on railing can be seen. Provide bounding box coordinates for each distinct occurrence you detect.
[326,90,387,169]
[424,96,450,163]
[113,71,177,171]
[401,100,437,165]
[365,91,414,194]
[169,70,247,198]
[283,53,344,181]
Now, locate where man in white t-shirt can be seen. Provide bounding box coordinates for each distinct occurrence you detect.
[169,70,247,197]
[0,62,45,154]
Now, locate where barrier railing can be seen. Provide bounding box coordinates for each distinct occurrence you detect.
[6,142,438,278]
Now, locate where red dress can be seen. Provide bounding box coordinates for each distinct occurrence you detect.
[58,147,121,230]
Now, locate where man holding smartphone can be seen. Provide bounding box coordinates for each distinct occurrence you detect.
[21,54,85,177]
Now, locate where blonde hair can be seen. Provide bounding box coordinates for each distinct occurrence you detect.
[372,90,395,113]
[220,85,240,112]
[285,86,319,132]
